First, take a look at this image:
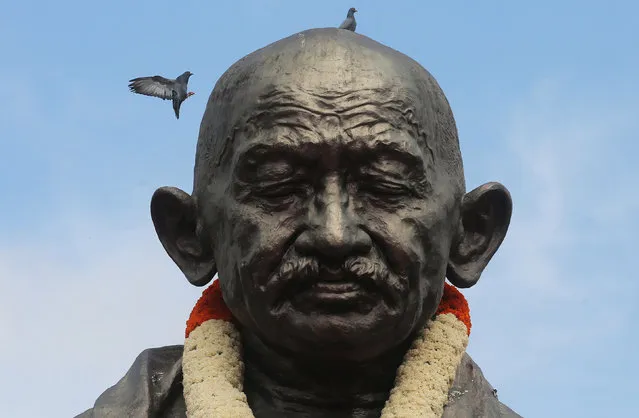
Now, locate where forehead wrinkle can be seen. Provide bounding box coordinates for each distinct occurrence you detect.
[341,107,405,132]
[227,86,433,171]
[254,88,339,116]
[246,106,319,133]
[247,86,422,131]
[248,86,413,117]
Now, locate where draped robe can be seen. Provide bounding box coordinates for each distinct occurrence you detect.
[76,345,521,418]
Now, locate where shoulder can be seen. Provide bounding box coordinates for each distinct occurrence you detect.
[75,345,186,418]
[443,353,522,418]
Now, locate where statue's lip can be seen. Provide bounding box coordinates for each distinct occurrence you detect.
[311,280,362,293]
[291,280,377,312]
[295,278,379,300]
[280,276,377,300]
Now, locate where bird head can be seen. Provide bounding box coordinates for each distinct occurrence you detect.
[187,92,196,98]
[348,7,357,16]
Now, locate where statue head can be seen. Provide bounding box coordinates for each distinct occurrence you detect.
[151,28,512,360]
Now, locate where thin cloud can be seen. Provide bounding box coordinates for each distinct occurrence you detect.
[0,218,203,417]
[466,79,638,417]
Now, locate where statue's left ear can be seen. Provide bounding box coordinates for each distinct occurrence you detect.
[447,182,513,288]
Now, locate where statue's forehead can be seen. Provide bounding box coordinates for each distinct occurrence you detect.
[229,89,428,173]
[230,84,424,158]
[222,52,428,165]
[223,76,420,151]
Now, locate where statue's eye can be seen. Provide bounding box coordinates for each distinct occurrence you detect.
[253,182,309,205]
[367,183,407,195]
[258,186,298,198]
[359,180,412,204]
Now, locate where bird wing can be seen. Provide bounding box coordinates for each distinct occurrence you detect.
[338,18,351,29]
[128,76,176,100]
[339,17,356,30]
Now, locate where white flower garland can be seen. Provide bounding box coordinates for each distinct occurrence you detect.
[183,312,469,417]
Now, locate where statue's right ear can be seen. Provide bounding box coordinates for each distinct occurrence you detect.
[150,186,217,287]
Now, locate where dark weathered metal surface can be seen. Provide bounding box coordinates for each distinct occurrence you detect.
[76,347,521,417]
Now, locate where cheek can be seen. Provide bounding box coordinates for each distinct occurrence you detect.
[228,206,302,288]
[409,212,454,283]
[385,205,454,285]
[365,209,448,274]
[391,214,451,327]
[411,209,455,308]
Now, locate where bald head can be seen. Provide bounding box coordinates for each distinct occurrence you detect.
[193,28,464,198]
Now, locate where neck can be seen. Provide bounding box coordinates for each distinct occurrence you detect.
[241,330,412,418]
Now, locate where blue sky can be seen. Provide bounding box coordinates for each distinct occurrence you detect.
[1,1,637,416]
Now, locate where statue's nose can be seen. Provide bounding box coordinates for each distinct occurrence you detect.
[295,177,372,261]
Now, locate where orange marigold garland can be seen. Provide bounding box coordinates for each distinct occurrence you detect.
[436,283,472,335]
[185,279,234,338]
[186,280,471,338]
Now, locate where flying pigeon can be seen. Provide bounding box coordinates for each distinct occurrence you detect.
[128,71,195,119]
[338,7,357,31]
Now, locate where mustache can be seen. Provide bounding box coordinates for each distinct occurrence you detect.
[268,256,404,305]
[273,257,389,286]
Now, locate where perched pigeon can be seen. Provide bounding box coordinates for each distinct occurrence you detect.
[338,7,357,31]
[128,71,194,119]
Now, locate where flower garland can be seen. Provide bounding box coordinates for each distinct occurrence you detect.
[183,280,471,418]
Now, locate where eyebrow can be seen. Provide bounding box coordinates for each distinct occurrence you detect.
[234,142,311,169]
[364,141,424,166]
[234,137,426,177]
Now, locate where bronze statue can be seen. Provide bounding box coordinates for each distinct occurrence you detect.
[77,28,520,417]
